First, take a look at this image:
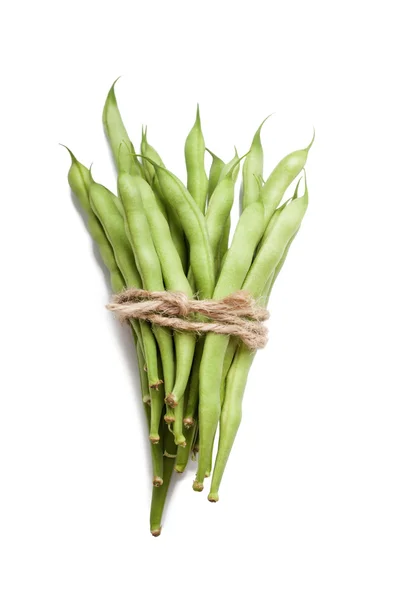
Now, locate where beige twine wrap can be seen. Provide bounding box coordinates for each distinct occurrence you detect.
[106,289,269,350]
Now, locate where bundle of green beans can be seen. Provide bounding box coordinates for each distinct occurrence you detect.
[64,79,313,536]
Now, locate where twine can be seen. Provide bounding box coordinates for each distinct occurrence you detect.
[106,289,269,350]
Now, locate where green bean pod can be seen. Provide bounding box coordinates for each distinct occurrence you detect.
[164,405,175,424]
[149,377,166,445]
[183,337,204,428]
[206,149,225,200]
[220,338,238,405]
[208,343,254,502]
[139,134,188,273]
[172,390,186,447]
[137,342,151,406]
[260,176,302,246]
[66,150,164,482]
[123,176,196,426]
[66,154,146,364]
[216,148,240,263]
[138,347,164,486]
[208,273,273,501]
[209,191,307,500]
[194,202,266,490]
[175,418,198,473]
[89,182,162,392]
[207,189,309,495]
[218,147,241,182]
[65,149,125,293]
[141,159,215,298]
[118,174,176,437]
[241,117,270,210]
[265,230,298,304]
[184,105,208,214]
[205,155,245,258]
[150,427,177,537]
[186,153,245,282]
[244,182,308,298]
[261,131,314,225]
[217,215,231,272]
[102,78,142,176]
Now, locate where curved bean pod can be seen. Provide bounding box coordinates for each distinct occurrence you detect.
[216,148,240,263]
[139,157,214,298]
[194,202,266,489]
[209,191,307,500]
[184,105,208,214]
[244,182,308,298]
[218,147,240,183]
[123,176,196,438]
[261,130,314,225]
[206,155,245,257]
[66,150,163,483]
[140,128,167,218]
[242,116,270,210]
[118,174,176,439]
[208,343,254,502]
[139,131,187,272]
[206,149,225,199]
[89,182,162,395]
[65,148,126,294]
[102,78,142,176]
[259,175,302,246]
[207,189,309,495]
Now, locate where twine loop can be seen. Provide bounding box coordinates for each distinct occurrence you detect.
[106,289,269,350]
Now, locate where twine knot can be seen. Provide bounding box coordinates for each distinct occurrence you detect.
[106,289,269,350]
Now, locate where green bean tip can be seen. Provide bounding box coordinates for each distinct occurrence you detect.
[153,477,163,487]
[149,379,163,390]
[165,393,178,408]
[208,493,219,503]
[151,528,162,537]
[192,480,204,492]
[175,436,187,448]
[59,144,76,162]
[305,127,316,152]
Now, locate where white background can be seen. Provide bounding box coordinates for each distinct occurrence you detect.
[1,1,400,598]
